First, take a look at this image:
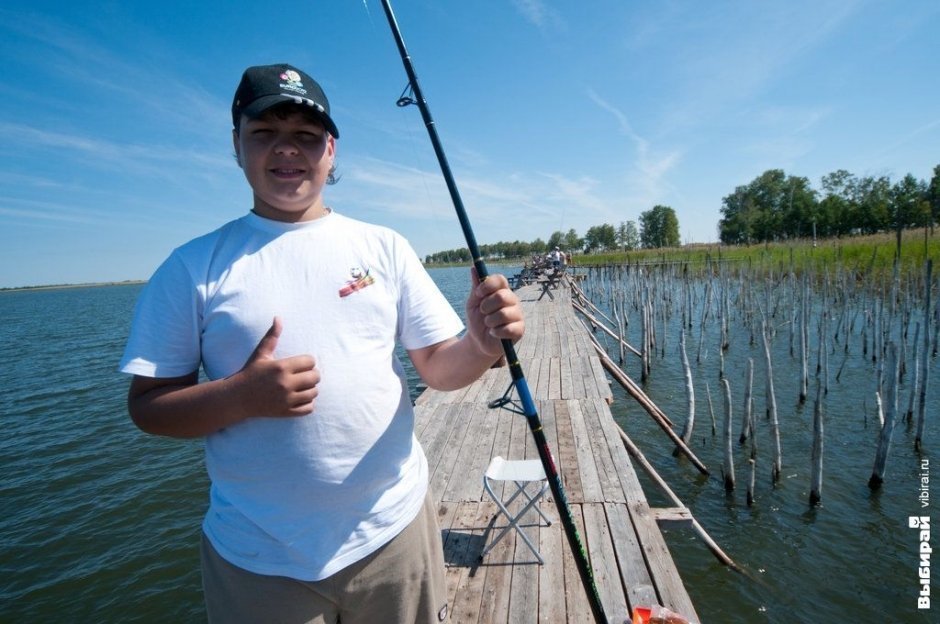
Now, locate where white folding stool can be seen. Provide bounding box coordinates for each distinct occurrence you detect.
[479,456,552,564]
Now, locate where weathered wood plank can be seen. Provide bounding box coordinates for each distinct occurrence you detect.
[628,500,699,620]
[567,400,603,503]
[581,398,626,504]
[561,503,593,623]
[427,403,474,500]
[583,502,629,620]
[440,405,486,503]
[552,400,583,502]
[413,281,698,623]
[538,500,566,623]
[606,502,659,612]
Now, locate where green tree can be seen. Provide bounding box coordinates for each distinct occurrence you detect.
[818,169,857,237]
[718,185,759,244]
[926,164,940,232]
[563,228,582,252]
[719,170,817,243]
[852,175,892,234]
[583,223,618,252]
[892,174,928,227]
[640,205,680,248]
[617,220,640,251]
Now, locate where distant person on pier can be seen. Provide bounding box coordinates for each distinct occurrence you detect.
[550,246,563,270]
[119,62,524,624]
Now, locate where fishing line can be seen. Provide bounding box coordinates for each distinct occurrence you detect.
[376,1,610,622]
[358,0,457,261]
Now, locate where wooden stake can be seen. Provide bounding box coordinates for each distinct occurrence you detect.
[763,320,782,484]
[722,377,735,493]
[915,259,932,452]
[675,328,695,456]
[810,380,824,505]
[869,343,900,489]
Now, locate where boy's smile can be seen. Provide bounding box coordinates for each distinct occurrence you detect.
[234,106,336,222]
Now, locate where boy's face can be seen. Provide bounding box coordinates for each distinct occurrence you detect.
[233,105,336,222]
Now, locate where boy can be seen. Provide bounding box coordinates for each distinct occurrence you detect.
[119,63,524,623]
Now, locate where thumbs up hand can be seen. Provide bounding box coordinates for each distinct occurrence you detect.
[234,317,320,418]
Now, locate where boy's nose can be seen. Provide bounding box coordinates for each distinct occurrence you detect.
[273,137,300,154]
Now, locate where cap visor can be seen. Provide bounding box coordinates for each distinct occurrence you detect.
[240,95,340,138]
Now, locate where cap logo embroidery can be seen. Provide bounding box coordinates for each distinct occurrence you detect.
[279,70,307,96]
[339,267,375,298]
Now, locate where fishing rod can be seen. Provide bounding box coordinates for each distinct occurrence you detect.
[377,2,609,622]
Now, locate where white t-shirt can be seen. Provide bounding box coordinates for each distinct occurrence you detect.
[120,210,463,580]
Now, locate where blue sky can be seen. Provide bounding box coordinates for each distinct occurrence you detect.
[1,0,938,288]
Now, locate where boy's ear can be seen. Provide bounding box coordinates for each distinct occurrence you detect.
[232,129,242,168]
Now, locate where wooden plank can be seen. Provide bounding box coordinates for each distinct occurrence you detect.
[426,403,474,499]
[535,357,552,400]
[538,499,566,623]
[580,399,626,504]
[477,498,516,624]
[552,400,583,501]
[448,501,495,624]
[439,500,466,610]
[436,404,480,503]
[589,354,614,402]
[559,352,574,400]
[628,500,699,621]
[449,405,500,502]
[606,502,659,612]
[561,503,593,623]
[548,358,562,400]
[652,507,694,528]
[567,400,602,502]
[593,398,648,505]
[583,502,629,620]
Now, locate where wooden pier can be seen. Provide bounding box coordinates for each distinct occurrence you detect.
[414,278,699,623]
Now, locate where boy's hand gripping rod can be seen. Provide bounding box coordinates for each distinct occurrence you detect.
[378,2,609,622]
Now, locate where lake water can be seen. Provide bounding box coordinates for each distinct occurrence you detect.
[0,267,935,622]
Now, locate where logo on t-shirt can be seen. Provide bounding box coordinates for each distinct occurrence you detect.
[339,267,375,297]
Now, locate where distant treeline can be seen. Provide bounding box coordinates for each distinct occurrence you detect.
[424,165,940,264]
[719,166,940,244]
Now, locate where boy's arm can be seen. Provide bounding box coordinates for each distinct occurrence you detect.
[408,272,524,391]
[127,317,320,438]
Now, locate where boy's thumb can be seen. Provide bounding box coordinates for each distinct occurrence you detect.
[249,317,282,361]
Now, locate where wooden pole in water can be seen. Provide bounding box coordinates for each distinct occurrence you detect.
[706,381,717,437]
[738,358,754,444]
[906,322,921,422]
[722,377,735,493]
[675,328,695,457]
[747,458,757,506]
[763,320,782,484]
[799,277,809,404]
[870,343,899,488]
[810,379,824,505]
[697,279,712,363]
[916,259,932,452]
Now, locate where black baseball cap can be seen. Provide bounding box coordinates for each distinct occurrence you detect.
[231,63,339,138]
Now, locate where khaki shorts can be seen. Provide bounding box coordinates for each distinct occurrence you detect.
[201,494,448,624]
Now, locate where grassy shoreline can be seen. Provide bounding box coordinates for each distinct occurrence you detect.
[427,230,939,279]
